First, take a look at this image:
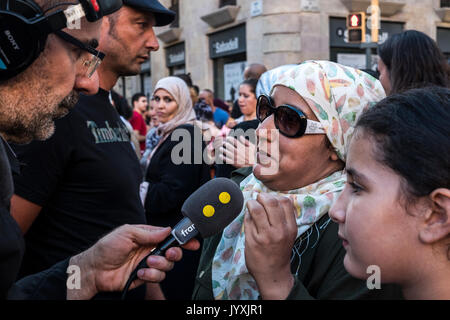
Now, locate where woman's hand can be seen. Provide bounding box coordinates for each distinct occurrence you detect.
[226,118,238,129]
[244,193,298,300]
[219,136,256,168]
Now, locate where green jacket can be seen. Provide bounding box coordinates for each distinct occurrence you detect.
[192,167,403,300]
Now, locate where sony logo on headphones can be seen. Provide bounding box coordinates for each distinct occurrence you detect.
[4,30,20,50]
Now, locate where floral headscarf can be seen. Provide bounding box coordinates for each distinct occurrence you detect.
[212,61,386,300]
[273,60,386,160]
[256,64,298,97]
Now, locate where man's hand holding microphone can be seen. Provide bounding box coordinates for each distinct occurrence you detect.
[66,178,243,300]
[67,224,200,300]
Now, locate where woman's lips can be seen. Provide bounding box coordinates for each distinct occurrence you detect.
[256,151,273,167]
[338,233,349,248]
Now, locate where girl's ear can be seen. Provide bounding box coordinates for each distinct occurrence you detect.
[419,188,450,245]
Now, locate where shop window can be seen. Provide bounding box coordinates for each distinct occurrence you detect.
[441,0,450,8]
[220,0,237,7]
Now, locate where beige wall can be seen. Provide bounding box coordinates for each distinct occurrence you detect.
[118,0,449,100]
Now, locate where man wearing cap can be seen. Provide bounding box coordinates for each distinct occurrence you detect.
[9,0,178,299]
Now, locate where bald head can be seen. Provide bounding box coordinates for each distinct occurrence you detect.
[244,63,267,81]
[199,89,215,108]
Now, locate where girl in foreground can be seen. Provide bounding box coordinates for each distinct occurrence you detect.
[330,86,450,299]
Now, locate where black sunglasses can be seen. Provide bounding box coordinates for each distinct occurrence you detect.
[54,30,105,78]
[256,94,325,138]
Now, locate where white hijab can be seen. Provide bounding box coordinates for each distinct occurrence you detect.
[153,76,196,139]
[148,77,198,160]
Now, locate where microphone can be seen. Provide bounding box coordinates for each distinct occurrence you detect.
[121,178,244,299]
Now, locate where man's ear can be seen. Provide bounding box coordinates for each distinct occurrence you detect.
[419,188,450,244]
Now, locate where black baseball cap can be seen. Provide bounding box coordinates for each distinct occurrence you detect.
[123,0,176,26]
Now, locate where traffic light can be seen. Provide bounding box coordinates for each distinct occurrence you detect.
[346,12,366,43]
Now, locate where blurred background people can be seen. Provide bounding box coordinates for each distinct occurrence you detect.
[199,89,229,129]
[111,90,141,159]
[233,78,258,125]
[243,63,268,81]
[377,30,449,95]
[214,78,260,178]
[130,92,148,155]
[140,96,161,174]
[230,63,268,120]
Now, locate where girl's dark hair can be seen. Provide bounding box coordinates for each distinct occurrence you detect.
[378,30,449,94]
[240,78,258,95]
[355,86,450,202]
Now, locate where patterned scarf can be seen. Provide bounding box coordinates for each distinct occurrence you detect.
[212,60,386,300]
[213,171,346,300]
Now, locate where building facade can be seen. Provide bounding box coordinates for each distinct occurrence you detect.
[115,0,450,102]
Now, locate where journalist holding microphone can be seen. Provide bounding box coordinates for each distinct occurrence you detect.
[0,0,198,300]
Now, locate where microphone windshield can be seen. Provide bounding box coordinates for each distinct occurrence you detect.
[181,178,244,238]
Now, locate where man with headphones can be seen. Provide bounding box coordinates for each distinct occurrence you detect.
[0,0,198,300]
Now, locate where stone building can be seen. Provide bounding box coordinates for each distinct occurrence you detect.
[115,0,450,102]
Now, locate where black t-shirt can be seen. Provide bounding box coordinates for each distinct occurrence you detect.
[0,138,24,299]
[12,89,147,279]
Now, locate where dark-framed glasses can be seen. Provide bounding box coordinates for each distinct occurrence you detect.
[54,30,105,78]
[256,94,326,138]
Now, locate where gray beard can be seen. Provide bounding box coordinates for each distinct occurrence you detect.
[0,91,80,144]
[58,90,80,111]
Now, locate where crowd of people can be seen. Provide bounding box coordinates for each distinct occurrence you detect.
[0,0,449,301]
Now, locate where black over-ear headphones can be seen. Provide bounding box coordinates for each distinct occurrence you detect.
[0,0,122,81]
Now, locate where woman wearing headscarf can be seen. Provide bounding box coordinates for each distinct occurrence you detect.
[216,66,302,179]
[214,78,259,178]
[142,76,210,300]
[192,61,403,300]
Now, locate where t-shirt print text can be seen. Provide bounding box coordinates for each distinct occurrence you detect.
[86,120,130,144]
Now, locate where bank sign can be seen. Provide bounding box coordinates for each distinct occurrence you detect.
[209,24,246,59]
[166,42,186,67]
